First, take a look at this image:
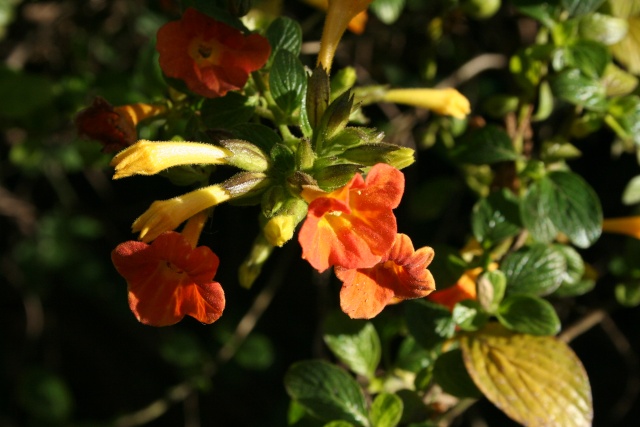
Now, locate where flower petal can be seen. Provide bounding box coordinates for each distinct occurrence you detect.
[112,232,224,326]
[338,268,395,319]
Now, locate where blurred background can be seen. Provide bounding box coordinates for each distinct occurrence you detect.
[1,0,640,426]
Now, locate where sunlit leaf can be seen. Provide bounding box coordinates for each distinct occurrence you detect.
[496,294,561,335]
[460,323,593,427]
[369,393,403,427]
[266,16,302,57]
[502,243,566,296]
[270,50,307,116]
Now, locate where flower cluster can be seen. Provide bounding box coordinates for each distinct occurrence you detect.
[77,3,471,326]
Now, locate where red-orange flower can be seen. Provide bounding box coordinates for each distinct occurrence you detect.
[112,231,224,326]
[156,8,271,98]
[75,97,167,153]
[298,163,404,273]
[427,267,480,311]
[336,233,435,319]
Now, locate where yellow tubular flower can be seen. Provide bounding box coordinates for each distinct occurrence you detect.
[317,0,373,72]
[382,88,471,119]
[264,215,296,247]
[602,216,640,239]
[132,185,231,242]
[111,140,231,179]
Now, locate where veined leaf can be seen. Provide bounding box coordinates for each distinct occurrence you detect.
[270,50,307,116]
[323,311,381,379]
[496,294,561,335]
[502,243,566,296]
[451,125,520,165]
[266,16,302,57]
[284,360,369,426]
[460,323,593,427]
[369,393,403,427]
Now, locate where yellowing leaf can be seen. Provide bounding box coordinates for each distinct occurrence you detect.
[460,323,592,427]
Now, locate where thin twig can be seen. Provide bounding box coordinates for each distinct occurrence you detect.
[558,308,608,343]
[435,54,508,89]
[112,246,292,427]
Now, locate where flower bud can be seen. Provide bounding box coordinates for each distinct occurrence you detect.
[219,139,270,172]
[222,172,271,201]
[239,234,274,288]
[262,198,308,247]
[331,66,357,100]
[341,143,415,170]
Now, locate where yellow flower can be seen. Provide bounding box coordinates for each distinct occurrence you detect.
[133,185,231,242]
[110,140,230,179]
[382,88,471,119]
[317,0,373,72]
[602,216,640,239]
[264,215,296,247]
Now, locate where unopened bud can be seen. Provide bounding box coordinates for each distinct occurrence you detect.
[220,139,270,172]
[341,143,415,170]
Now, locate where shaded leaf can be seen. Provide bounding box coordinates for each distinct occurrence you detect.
[405,300,456,350]
[451,125,520,165]
[460,323,593,427]
[285,360,369,427]
[433,349,482,398]
[323,311,381,379]
[201,92,255,128]
[547,171,603,248]
[472,189,522,244]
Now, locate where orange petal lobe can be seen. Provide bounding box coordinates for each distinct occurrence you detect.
[112,232,224,326]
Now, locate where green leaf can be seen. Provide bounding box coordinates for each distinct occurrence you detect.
[496,294,561,335]
[561,0,605,17]
[579,13,629,45]
[270,50,307,116]
[323,311,381,379]
[285,360,369,427]
[235,333,275,371]
[433,349,483,398]
[615,281,640,307]
[369,393,403,427]
[564,40,611,78]
[510,44,555,94]
[0,67,54,118]
[325,422,356,427]
[201,92,255,128]
[622,174,640,205]
[266,16,302,57]
[513,2,560,28]
[554,244,585,286]
[502,243,566,296]
[521,177,558,243]
[451,125,520,165]
[607,95,640,146]
[232,123,283,153]
[405,300,456,350]
[18,368,74,423]
[452,300,489,331]
[549,68,607,111]
[370,0,406,24]
[547,171,603,248]
[393,336,434,373]
[461,323,593,427]
[471,189,522,244]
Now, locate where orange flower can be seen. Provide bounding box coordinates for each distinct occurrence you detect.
[156,8,271,98]
[427,267,481,311]
[301,0,368,34]
[111,224,224,326]
[336,234,435,319]
[75,97,166,153]
[602,216,640,239]
[298,163,404,272]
